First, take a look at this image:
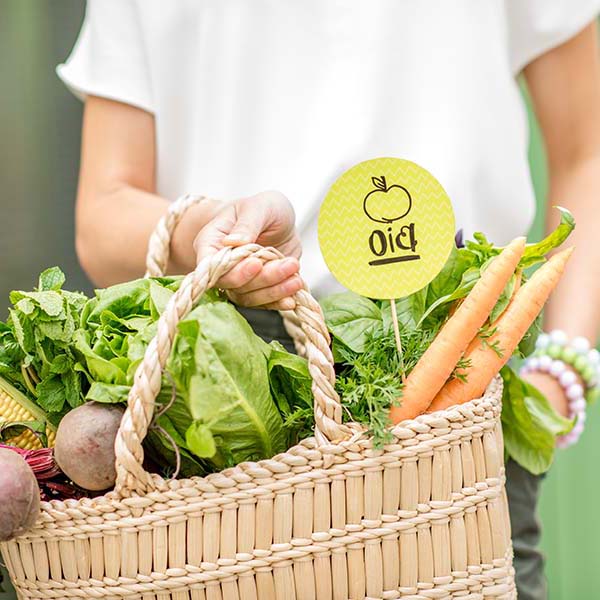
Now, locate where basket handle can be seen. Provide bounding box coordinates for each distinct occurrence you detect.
[114,197,348,496]
[145,194,308,355]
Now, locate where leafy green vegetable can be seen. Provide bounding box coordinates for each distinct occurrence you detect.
[334,330,403,447]
[418,265,483,327]
[0,269,314,478]
[501,366,573,474]
[0,269,88,419]
[265,341,314,444]
[166,303,287,471]
[381,289,427,331]
[331,325,437,447]
[519,207,575,268]
[320,292,381,352]
[463,207,575,270]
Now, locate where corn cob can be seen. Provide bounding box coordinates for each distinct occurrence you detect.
[0,377,56,450]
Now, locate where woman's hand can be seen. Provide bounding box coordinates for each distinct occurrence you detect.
[194,190,303,311]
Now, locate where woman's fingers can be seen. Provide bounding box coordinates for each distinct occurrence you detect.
[234,257,299,293]
[227,274,303,308]
[217,257,263,289]
[217,256,300,292]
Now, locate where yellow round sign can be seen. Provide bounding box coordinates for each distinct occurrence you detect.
[318,157,456,299]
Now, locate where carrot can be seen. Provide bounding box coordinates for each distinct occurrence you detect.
[389,236,526,424]
[427,247,573,412]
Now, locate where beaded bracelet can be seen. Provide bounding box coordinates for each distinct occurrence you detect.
[519,330,598,448]
[520,357,586,448]
[534,331,600,393]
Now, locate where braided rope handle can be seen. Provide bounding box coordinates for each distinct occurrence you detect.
[114,201,348,496]
[144,194,308,355]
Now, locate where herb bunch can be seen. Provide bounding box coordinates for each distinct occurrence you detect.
[335,327,437,447]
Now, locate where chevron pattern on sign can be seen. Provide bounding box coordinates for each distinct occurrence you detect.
[318,157,456,299]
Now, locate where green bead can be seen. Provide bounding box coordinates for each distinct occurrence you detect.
[562,347,577,364]
[548,344,561,359]
[582,365,596,384]
[574,356,589,373]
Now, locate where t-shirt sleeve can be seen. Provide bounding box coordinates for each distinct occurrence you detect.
[506,0,600,73]
[56,0,153,113]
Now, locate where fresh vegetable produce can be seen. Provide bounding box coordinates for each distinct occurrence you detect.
[390,236,526,423]
[0,377,56,450]
[0,267,87,420]
[0,274,312,481]
[0,447,40,541]
[0,208,576,484]
[428,248,573,412]
[322,208,576,474]
[0,445,82,502]
[54,402,124,491]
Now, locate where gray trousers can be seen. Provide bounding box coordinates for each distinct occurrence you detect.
[241,307,548,600]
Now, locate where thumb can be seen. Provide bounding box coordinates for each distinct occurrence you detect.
[222,199,268,246]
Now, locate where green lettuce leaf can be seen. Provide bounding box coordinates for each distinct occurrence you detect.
[501,366,573,474]
[265,341,314,444]
[167,302,287,470]
[320,292,382,352]
[381,288,428,332]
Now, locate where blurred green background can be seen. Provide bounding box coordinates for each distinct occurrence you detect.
[0,2,597,598]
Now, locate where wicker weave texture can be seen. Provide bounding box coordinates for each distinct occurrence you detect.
[1,384,514,599]
[1,195,515,599]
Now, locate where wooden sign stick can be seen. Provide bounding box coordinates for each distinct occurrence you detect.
[389,299,406,383]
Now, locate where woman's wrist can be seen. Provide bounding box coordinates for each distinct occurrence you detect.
[520,329,597,448]
[169,198,224,273]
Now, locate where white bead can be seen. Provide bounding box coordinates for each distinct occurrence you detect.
[577,411,587,424]
[527,357,540,370]
[550,329,568,346]
[550,360,566,377]
[539,355,553,371]
[589,348,600,365]
[570,398,586,413]
[559,370,577,387]
[567,383,584,400]
[571,336,591,354]
[536,333,550,349]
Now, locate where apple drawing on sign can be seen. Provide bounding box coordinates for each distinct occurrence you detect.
[363,176,412,223]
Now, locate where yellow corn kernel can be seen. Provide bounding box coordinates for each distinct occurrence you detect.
[0,388,56,450]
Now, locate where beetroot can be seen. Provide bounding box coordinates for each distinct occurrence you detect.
[54,402,124,491]
[0,447,41,541]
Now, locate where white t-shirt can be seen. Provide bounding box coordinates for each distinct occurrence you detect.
[58,0,599,297]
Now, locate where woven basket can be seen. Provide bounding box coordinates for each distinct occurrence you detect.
[1,195,515,599]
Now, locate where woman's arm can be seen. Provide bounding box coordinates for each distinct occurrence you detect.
[76,96,302,308]
[76,96,221,285]
[523,21,600,414]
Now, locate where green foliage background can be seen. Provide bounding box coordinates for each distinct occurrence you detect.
[0,2,597,597]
